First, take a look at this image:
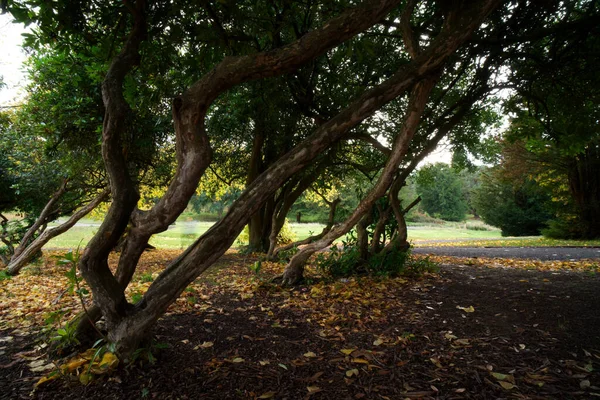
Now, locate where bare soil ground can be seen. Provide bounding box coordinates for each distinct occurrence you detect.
[1,251,599,399]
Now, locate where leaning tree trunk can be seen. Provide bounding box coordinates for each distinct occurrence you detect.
[281,77,438,285]
[266,173,319,259]
[6,189,109,275]
[10,180,68,262]
[78,0,500,357]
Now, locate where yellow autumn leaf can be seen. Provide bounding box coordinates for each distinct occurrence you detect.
[373,338,384,346]
[499,381,515,390]
[304,351,317,358]
[307,386,322,394]
[258,391,277,398]
[35,373,60,388]
[63,357,89,372]
[232,357,244,363]
[99,352,119,370]
[430,357,442,368]
[194,341,214,350]
[345,368,359,377]
[456,305,475,313]
[79,371,94,385]
[340,348,356,356]
[492,372,508,381]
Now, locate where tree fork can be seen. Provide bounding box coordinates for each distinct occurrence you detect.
[280,77,438,285]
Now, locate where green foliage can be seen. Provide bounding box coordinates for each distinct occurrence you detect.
[277,219,296,245]
[55,248,84,295]
[0,270,12,281]
[501,17,600,239]
[315,241,362,278]
[247,260,262,275]
[316,234,438,279]
[416,163,468,222]
[131,292,144,304]
[131,340,170,366]
[50,321,80,351]
[139,273,154,283]
[276,246,299,263]
[473,168,552,237]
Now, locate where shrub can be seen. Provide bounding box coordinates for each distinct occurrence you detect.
[473,171,552,236]
[316,241,439,279]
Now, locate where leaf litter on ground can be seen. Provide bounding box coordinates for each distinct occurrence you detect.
[1,249,599,399]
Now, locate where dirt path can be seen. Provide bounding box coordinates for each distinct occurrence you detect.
[1,253,599,399]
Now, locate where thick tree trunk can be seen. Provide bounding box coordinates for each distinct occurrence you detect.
[248,204,272,252]
[6,189,109,275]
[267,174,319,258]
[356,211,374,262]
[79,0,500,357]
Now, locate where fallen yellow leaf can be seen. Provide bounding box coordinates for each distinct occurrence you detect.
[79,371,93,385]
[499,381,515,390]
[258,391,277,398]
[194,341,214,350]
[307,386,322,394]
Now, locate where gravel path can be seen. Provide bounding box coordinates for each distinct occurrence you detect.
[413,246,600,260]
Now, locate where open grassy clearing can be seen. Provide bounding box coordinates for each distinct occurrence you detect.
[43,219,600,250]
[45,220,328,250]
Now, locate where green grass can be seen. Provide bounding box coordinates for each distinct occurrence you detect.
[45,221,327,250]
[407,226,502,240]
[43,218,600,250]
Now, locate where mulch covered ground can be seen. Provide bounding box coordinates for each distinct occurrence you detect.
[1,250,599,399]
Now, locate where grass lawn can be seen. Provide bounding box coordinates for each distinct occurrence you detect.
[45,220,328,250]
[44,218,600,250]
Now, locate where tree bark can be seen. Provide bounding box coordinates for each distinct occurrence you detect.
[6,189,109,275]
[266,173,319,258]
[357,211,374,262]
[11,180,68,260]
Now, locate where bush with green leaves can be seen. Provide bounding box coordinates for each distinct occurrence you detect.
[316,234,438,279]
[473,168,552,236]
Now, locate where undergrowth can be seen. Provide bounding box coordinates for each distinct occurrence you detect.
[315,243,438,279]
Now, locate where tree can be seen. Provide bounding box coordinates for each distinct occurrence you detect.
[0,47,113,272]
[416,163,467,222]
[7,0,593,357]
[501,1,600,238]
[473,166,552,236]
